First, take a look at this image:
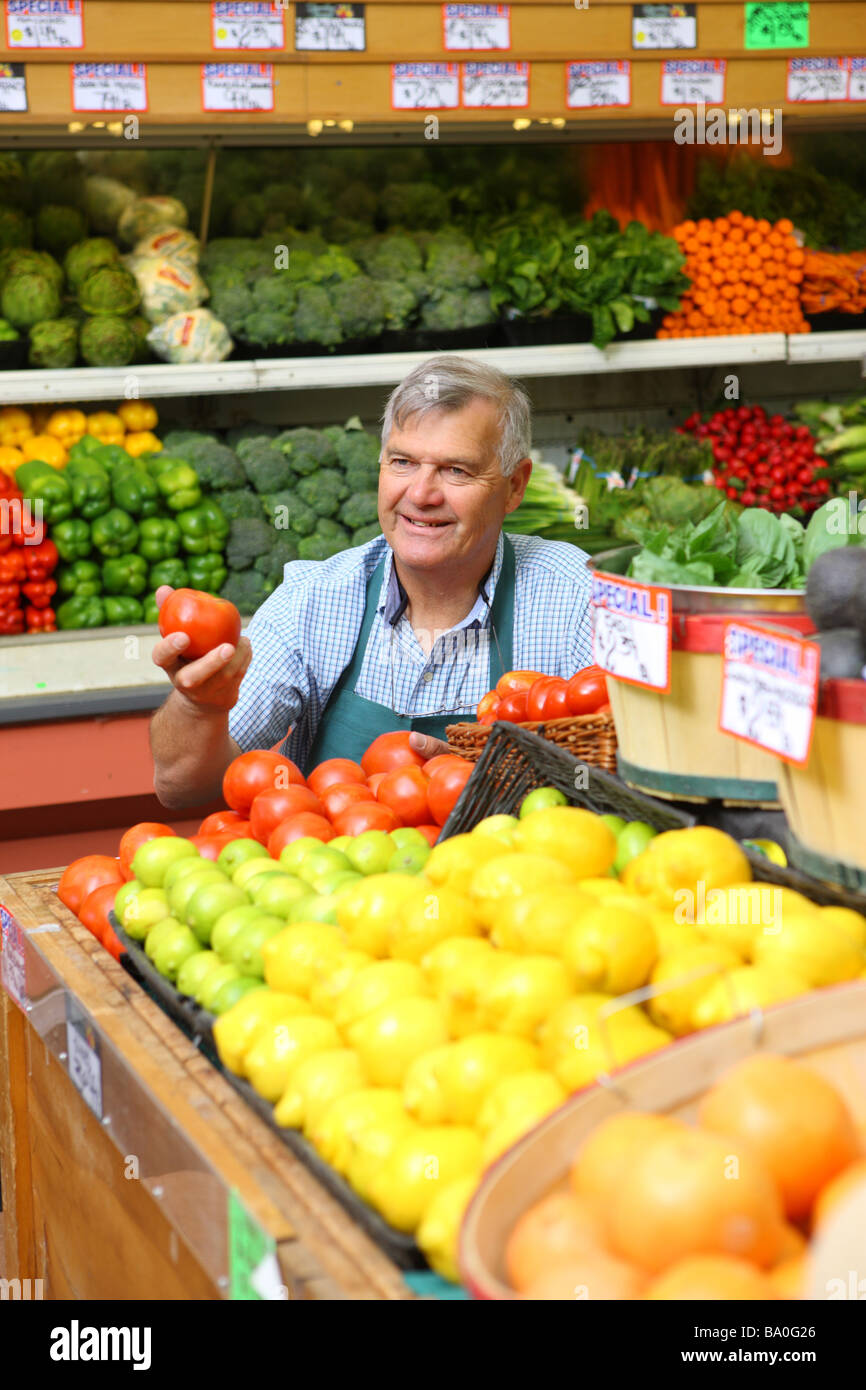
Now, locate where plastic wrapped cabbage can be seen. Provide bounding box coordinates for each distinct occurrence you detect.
[84,176,137,234]
[117,196,188,247]
[146,309,232,364]
[132,227,199,269]
[127,256,208,324]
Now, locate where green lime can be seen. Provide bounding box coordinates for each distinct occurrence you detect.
[613,821,658,874]
[600,814,627,837]
[519,786,568,818]
[211,976,264,1014]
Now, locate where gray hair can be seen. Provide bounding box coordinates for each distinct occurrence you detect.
[381,354,532,477]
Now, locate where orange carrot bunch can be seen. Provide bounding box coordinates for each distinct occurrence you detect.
[658,213,808,338]
[800,248,866,316]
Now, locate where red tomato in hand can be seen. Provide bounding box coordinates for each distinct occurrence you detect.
[497,690,529,723]
[495,670,544,697]
[427,761,473,827]
[223,750,306,814]
[307,758,367,799]
[360,731,426,778]
[476,690,501,722]
[268,813,335,856]
[158,588,242,661]
[198,810,247,837]
[58,855,124,916]
[422,754,469,780]
[249,786,325,844]
[320,782,376,821]
[78,882,123,944]
[377,765,430,827]
[527,676,568,720]
[118,821,175,875]
[566,670,608,716]
[333,802,400,836]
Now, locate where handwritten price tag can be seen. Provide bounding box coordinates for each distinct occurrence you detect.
[228,1190,285,1300]
[633,4,696,50]
[567,60,631,108]
[0,904,28,1012]
[744,2,809,50]
[443,3,510,50]
[591,574,672,693]
[660,57,725,104]
[461,59,529,107]
[719,621,819,766]
[391,62,459,109]
[847,57,866,101]
[6,0,83,49]
[0,61,27,110]
[72,62,148,111]
[202,62,274,110]
[65,996,103,1120]
[295,3,365,51]
[211,2,284,50]
[787,56,847,102]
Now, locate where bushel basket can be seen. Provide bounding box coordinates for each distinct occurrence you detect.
[446,710,618,773]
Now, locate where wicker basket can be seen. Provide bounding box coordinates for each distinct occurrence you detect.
[446,711,618,773]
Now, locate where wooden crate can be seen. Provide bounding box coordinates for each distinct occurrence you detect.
[779,683,866,877]
[0,867,412,1301]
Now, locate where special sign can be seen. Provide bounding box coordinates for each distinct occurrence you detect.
[591,573,672,692]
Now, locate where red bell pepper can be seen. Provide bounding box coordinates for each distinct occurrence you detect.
[22,578,57,609]
[0,550,26,583]
[23,537,58,579]
[25,605,56,632]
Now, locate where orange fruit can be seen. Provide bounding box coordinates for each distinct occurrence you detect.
[608,1127,785,1274]
[769,1256,808,1299]
[646,1255,780,1301]
[521,1249,646,1301]
[698,1055,859,1221]
[505,1190,605,1293]
[569,1112,682,1209]
[812,1159,866,1233]
[775,1221,807,1262]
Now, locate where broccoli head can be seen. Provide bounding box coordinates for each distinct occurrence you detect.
[29,318,78,368]
[297,534,346,561]
[381,182,450,229]
[363,233,424,282]
[217,487,263,522]
[210,284,254,335]
[242,308,293,348]
[335,429,380,473]
[329,276,385,341]
[297,469,348,519]
[380,280,421,331]
[292,284,341,347]
[252,274,297,314]
[352,522,382,547]
[339,490,379,531]
[220,568,274,613]
[35,204,88,259]
[237,438,295,494]
[275,427,337,474]
[285,498,318,538]
[314,518,350,545]
[260,490,295,528]
[180,437,246,491]
[78,265,140,316]
[334,180,378,224]
[225,422,279,449]
[420,288,493,332]
[424,232,484,291]
[226,516,275,571]
[254,533,300,587]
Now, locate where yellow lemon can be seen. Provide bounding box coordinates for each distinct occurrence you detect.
[213,989,311,1075]
[476,1069,566,1138]
[478,954,573,1037]
[561,902,658,994]
[647,943,741,1036]
[345,1111,416,1205]
[685,882,794,959]
[261,921,346,996]
[273,1048,366,1132]
[425,833,505,896]
[481,1112,551,1165]
[491,886,595,955]
[471,814,520,848]
[422,935,493,988]
[752,912,863,988]
[335,959,428,1031]
[347,996,449,1087]
[416,1175,478,1284]
[691,963,810,1030]
[469,853,577,929]
[369,1125,483,1233]
[514,807,617,878]
[651,913,703,955]
[579,877,632,899]
[308,949,373,1017]
[245,1015,342,1102]
[423,939,500,1038]
[403,1032,539,1125]
[336,872,422,956]
[538,994,671,1092]
[309,1088,407,1175]
[627,827,750,910]
[820,906,866,949]
[388,883,481,962]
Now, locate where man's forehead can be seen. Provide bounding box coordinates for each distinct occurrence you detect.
[385,400,501,455]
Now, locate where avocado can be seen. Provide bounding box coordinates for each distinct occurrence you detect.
[809,628,866,680]
[805,548,866,642]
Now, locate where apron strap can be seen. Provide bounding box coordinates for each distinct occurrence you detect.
[487,534,515,688]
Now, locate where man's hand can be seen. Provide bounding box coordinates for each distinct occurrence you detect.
[151,585,252,713]
[408,731,452,760]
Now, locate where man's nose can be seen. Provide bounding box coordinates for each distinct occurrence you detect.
[406,464,443,506]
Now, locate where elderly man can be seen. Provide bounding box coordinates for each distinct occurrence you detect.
[150,355,592,807]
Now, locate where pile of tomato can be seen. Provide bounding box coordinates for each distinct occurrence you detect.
[477,666,609,725]
[680,404,830,515]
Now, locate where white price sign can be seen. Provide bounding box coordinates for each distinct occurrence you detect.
[787,56,848,103]
[6,0,83,49]
[0,904,28,1012]
[391,62,459,109]
[847,57,866,101]
[462,59,529,107]
[202,62,274,110]
[72,61,148,111]
[632,3,696,49]
[719,621,819,767]
[0,61,27,110]
[591,574,672,693]
[567,60,631,108]
[660,57,725,105]
[295,3,365,51]
[211,2,284,50]
[443,4,510,50]
[66,998,103,1120]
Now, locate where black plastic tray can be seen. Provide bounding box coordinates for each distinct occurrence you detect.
[0,338,27,369]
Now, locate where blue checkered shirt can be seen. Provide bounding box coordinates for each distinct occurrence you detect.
[229,532,594,767]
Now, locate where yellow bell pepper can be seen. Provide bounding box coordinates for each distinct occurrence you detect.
[0,445,23,476]
[20,434,68,469]
[122,430,163,458]
[45,408,87,444]
[117,400,158,432]
[0,406,33,448]
[86,411,125,443]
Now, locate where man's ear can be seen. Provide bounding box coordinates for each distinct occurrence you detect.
[504,457,533,515]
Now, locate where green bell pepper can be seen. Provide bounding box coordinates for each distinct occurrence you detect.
[102,553,147,596]
[15,459,56,493]
[142,595,159,624]
[145,452,184,480]
[67,462,112,521]
[17,468,72,523]
[138,517,181,562]
[149,558,188,590]
[56,560,102,598]
[186,554,228,592]
[176,499,229,555]
[155,463,201,512]
[95,443,132,471]
[104,596,144,625]
[55,595,106,629]
[52,518,92,563]
[90,508,139,558]
[67,435,105,465]
[111,463,160,518]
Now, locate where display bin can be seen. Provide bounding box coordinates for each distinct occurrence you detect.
[459,981,866,1299]
[589,549,814,806]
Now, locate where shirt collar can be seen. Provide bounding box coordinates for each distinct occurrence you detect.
[378,532,505,633]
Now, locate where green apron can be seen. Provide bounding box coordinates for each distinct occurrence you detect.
[303,538,515,772]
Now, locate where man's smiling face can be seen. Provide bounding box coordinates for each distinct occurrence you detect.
[378,397,531,576]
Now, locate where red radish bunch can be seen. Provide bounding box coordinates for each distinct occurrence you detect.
[680,405,830,515]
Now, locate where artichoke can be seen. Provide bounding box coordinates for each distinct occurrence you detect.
[79,315,136,367]
[1,270,61,329]
[78,265,140,316]
[35,204,88,258]
[63,237,120,291]
[29,318,78,368]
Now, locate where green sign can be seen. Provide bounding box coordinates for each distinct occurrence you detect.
[744,2,810,49]
[228,1190,282,1300]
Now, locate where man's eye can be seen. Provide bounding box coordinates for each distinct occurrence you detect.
[449,466,468,478]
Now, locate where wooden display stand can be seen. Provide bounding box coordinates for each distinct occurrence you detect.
[0,867,412,1301]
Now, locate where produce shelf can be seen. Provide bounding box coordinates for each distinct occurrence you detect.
[786,328,866,364]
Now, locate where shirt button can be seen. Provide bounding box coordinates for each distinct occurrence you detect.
[422,671,433,683]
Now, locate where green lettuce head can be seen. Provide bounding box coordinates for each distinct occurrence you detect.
[1,269,62,329]
[35,203,88,258]
[64,237,120,291]
[29,317,78,368]
[79,314,136,367]
[78,264,140,316]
